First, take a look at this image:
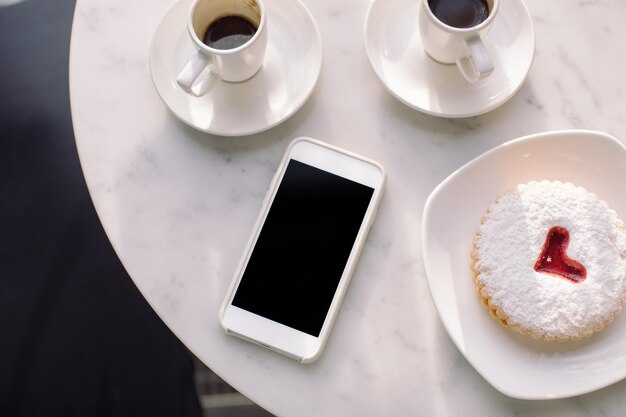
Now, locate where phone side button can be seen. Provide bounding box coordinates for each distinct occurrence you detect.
[261,189,271,208]
[262,174,280,207]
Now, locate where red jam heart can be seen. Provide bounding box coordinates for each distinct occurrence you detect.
[534,226,587,283]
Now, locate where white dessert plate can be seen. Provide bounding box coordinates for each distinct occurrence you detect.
[422,130,626,399]
[364,0,535,118]
[149,0,322,136]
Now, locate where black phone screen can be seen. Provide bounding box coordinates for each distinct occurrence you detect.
[232,159,375,337]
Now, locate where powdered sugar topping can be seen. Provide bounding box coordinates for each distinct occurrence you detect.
[474,181,626,339]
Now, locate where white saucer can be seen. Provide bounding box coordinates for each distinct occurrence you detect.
[150,0,322,136]
[422,130,626,399]
[364,0,535,118]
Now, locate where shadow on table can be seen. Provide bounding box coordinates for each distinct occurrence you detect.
[0,1,272,416]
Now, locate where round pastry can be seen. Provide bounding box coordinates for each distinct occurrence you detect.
[471,181,626,341]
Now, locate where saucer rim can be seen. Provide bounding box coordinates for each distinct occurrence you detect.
[149,0,323,137]
[363,0,536,118]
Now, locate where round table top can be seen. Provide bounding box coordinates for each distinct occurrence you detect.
[70,0,626,415]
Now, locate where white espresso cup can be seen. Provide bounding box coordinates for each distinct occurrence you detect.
[419,0,499,83]
[176,0,267,96]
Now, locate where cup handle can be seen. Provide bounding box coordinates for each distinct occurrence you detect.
[176,52,217,96]
[456,37,494,83]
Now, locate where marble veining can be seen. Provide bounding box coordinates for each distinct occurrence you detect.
[70,0,626,415]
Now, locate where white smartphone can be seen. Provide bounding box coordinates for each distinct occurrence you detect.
[219,137,386,363]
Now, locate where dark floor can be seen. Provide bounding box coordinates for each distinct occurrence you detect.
[0,1,272,416]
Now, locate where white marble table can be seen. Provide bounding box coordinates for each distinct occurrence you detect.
[69,0,626,415]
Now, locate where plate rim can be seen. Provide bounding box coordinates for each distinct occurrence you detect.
[421,129,626,399]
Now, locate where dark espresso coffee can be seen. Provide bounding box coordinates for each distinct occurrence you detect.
[203,15,257,50]
[428,0,489,28]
